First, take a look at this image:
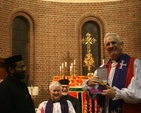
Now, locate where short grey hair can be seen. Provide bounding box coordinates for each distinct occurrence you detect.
[49,81,62,91]
[104,33,122,44]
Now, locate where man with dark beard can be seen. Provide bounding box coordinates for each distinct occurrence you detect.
[0,55,35,113]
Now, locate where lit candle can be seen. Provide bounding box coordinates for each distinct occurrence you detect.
[71,63,73,66]
[70,66,72,71]
[70,66,72,75]
[62,63,64,68]
[65,62,67,67]
[74,60,75,65]
[60,66,61,71]
[103,59,104,64]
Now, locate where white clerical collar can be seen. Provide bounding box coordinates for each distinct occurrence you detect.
[111,60,118,67]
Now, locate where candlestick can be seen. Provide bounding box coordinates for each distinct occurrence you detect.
[74,60,75,65]
[70,66,72,76]
[71,63,73,66]
[62,63,64,68]
[73,64,75,76]
[60,66,61,71]
[102,59,104,65]
[65,62,67,67]
[62,63,64,78]
[64,62,67,76]
[60,66,62,76]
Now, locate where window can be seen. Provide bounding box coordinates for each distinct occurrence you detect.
[82,21,101,75]
[12,16,29,83]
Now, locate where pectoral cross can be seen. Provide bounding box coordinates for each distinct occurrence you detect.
[111,106,121,113]
[116,106,121,113]
[82,32,97,53]
[111,110,117,113]
[119,60,127,69]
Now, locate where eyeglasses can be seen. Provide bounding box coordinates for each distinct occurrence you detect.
[105,41,117,47]
[18,65,26,70]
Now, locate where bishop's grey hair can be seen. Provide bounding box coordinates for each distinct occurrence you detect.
[104,33,122,43]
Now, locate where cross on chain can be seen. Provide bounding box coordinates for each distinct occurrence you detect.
[81,32,97,53]
[119,60,127,69]
[116,106,121,113]
[111,106,121,113]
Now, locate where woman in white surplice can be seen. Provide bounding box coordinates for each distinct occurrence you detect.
[36,81,76,113]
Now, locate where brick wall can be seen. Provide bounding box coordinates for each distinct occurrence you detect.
[0,0,141,107]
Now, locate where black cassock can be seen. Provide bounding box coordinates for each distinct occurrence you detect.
[62,94,82,113]
[0,75,35,113]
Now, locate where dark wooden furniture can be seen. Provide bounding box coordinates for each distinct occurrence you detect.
[0,58,7,80]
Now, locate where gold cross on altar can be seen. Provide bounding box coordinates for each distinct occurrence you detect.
[82,32,97,53]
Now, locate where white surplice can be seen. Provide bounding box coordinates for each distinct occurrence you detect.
[36,100,76,113]
[82,58,141,103]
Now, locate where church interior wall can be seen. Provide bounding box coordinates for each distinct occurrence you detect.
[0,0,141,107]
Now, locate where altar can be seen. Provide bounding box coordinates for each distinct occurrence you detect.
[53,76,97,113]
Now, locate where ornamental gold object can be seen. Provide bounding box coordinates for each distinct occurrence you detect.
[82,33,97,77]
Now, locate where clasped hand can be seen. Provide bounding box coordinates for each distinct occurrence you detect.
[87,76,116,99]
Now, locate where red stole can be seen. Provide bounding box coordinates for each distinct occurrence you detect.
[108,57,141,113]
[122,58,141,113]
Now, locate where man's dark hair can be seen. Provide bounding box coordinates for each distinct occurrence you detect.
[5,63,16,73]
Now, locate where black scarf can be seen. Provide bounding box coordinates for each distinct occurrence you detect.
[45,98,68,113]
